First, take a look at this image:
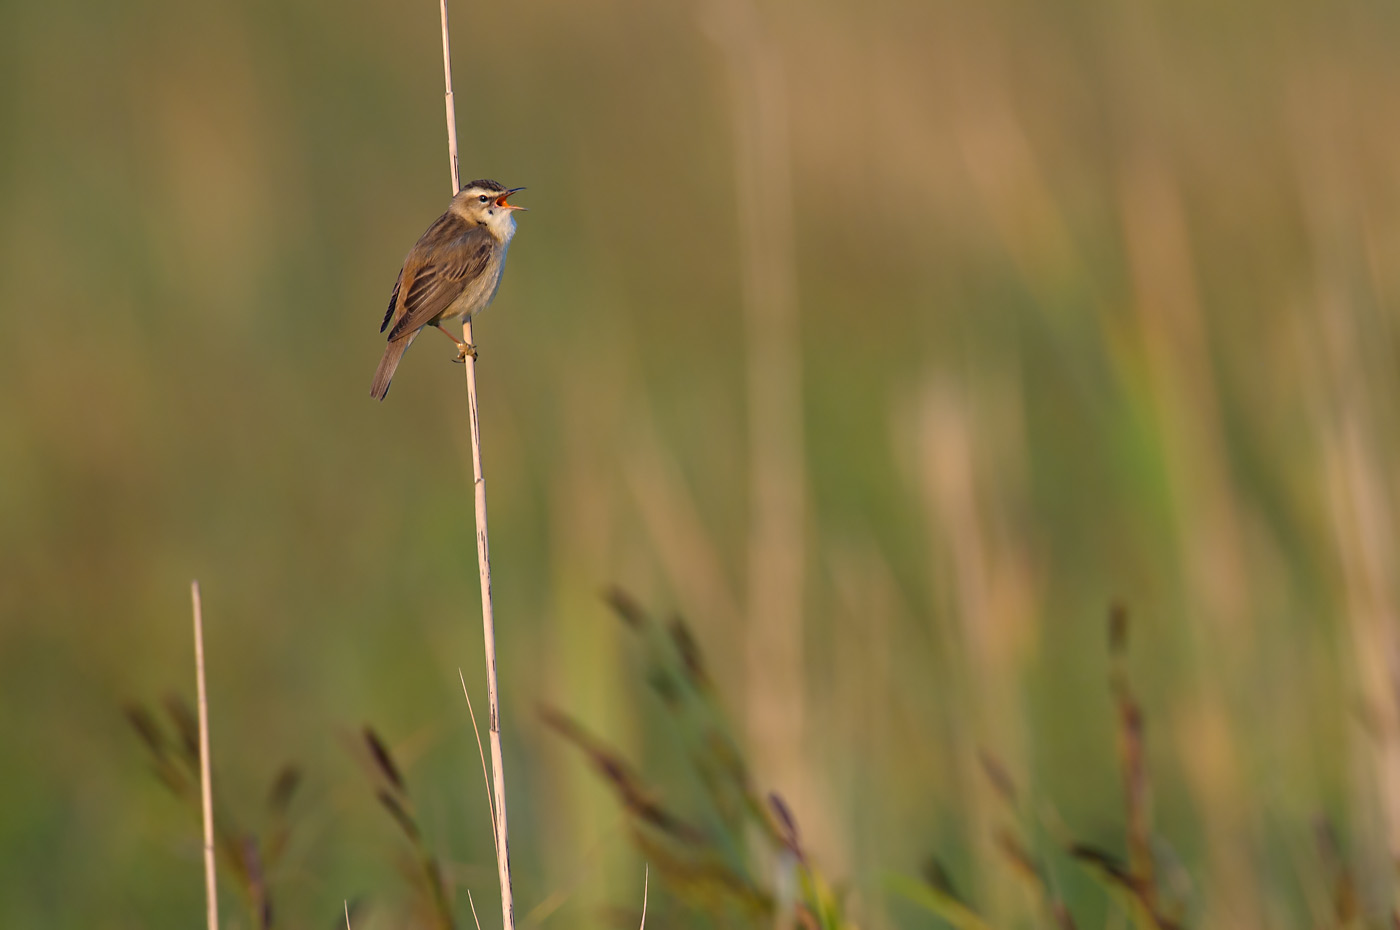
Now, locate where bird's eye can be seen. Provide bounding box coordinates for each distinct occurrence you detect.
[478,195,488,203]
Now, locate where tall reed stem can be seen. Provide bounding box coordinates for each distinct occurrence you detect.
[705,0,807,831]
[438,2,514,928]
[191,580,220,930]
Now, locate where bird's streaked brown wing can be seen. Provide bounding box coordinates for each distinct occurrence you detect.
[380,272,402,333]
[386,218,496,342]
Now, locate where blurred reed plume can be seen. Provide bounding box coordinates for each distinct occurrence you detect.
[891,609,1177,930]
[702,0,808,838]
[353,725,458,930]
[543,588,846,930]
[125,696,303,929]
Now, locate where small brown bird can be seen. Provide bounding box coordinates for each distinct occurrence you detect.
[371,179,526,400]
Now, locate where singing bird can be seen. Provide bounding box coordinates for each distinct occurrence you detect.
[371,179,526,400]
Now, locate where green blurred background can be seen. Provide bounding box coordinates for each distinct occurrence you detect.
[4,0,1400,925]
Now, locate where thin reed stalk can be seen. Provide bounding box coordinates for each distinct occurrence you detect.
[437,2,514,928]
[191,580,219,930]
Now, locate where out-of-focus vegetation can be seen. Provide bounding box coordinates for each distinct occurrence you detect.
[3,0,1400,925]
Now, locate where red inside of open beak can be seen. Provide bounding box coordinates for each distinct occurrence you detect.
[495,195,524,211]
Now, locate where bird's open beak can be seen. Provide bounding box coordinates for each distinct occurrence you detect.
[496,187,527,211]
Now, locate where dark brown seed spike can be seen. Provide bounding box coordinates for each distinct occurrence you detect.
[538,704,587,743]
[1108,602,1130,657]
[216,829,249,885]
[668,617,711,688]
[124,703,167,757]
[363,727,406,793]
[603,586,648,629]
[769,793,797,836]
[1068,844,1129,880]
[542,704,702,843]
[152,760,193,797]
[1050,901,1078,930]
[267,765,302,814]
[241,835,271,930]
[376,788,420,842]
[1316,818,1358,924]
[162,693,200,762]
[921,857,962,900]
[978,749,1018,806]
[768,792,803,859]
[993,828,1041,883]
[1314,817,1340,869]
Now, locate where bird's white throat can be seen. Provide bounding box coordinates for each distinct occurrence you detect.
[489,209,517,244]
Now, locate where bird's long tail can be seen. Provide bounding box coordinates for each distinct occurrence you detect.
[370,330,418,401]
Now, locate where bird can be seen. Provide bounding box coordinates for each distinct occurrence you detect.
[371,179,526,400]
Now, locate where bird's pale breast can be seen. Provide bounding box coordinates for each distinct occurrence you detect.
[439,244,507,323]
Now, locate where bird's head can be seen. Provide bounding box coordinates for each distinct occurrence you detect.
[452,179,526,240]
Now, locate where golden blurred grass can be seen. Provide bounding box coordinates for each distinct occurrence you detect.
[2,0,1400,925]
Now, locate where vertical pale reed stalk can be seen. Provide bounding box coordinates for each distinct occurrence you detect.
[1118,148,1260,927]
[191,580,219,930]
[1308,247,1400,900]
[1288,111,1400,903]
[438,2,514,929]
[702,0,810,839]
[913,380,1036,927]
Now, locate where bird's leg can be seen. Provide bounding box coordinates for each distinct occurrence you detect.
[433,323,477,361]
